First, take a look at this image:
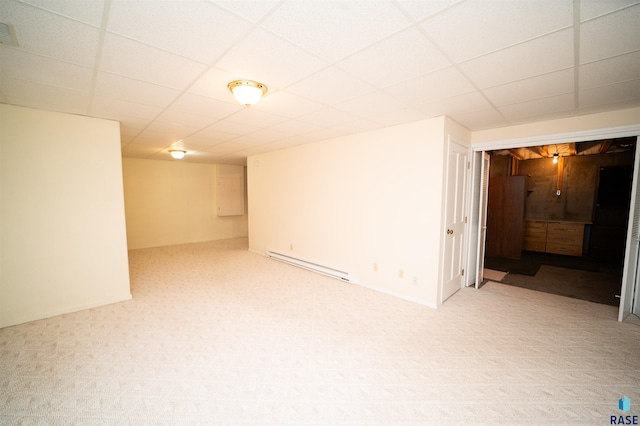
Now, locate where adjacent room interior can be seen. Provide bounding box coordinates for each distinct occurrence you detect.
[483,136,636,306]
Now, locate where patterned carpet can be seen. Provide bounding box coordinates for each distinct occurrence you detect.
[1,237,640,425]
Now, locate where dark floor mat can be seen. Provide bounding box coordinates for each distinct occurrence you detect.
[485,256,540,276]
[485,251,605,276]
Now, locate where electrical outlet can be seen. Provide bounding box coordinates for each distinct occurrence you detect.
[399,269,404,278]
[373,263,378,272]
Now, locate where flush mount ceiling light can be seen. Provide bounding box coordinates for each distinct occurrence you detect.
[169,149,186,160]
[228,80,267,107]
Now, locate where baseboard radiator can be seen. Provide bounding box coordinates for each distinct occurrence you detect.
[266,250,352,282]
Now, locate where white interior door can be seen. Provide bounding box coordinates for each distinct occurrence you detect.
[475,152,490,289]
[619,137,640,321]
[465,152,483,286]
[441,140,469,303]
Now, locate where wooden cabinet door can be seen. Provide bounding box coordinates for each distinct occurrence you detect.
[486,175,525,259]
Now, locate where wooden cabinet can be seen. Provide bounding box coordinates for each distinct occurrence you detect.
[523,221,547,252]
[546,222,585,256]
[523,220,587,257]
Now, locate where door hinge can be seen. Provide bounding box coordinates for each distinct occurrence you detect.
[467,161,471,169]
[461,269,465,276]
[464,216,468,223]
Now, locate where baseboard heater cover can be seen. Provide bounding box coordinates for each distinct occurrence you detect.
[266,251,352,282]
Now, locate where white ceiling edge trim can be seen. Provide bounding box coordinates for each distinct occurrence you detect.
[471,123,640,152]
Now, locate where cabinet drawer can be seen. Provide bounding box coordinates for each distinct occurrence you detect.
[546,233,581,245]
[524,233,546,243]
[525,221,547,231]
[547,224,583,245]
[546,242,582,256]
[547,223,583,235]
[523,240,546,252]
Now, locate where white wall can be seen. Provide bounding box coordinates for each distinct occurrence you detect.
[122,158,248,250]
[248,117,465,307]
[0,104,131,328]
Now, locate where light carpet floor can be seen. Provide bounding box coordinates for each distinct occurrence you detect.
[2,237,640,425]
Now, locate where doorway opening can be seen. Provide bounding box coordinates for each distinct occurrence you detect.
[481,137,636,307]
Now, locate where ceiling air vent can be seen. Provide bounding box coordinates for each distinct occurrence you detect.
[0,22,18,47]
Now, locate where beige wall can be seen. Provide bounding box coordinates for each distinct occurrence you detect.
[122,158,248,250]
[0,104,131,328]
[248,117,466,307]
[472,107,640,144]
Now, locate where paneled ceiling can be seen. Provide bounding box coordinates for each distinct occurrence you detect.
[1,0,639,165]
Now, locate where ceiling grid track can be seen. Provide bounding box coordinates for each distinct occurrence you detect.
[87,0,112,117]
[573,0,581,114]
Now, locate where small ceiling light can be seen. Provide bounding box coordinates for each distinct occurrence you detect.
[169,149,186,160]
[228,80,267,107]
[552,152,559,164]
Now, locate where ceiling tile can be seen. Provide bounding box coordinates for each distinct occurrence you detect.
[91,95,163,121]
[215,28,328,90]
[580,4,640,63]
[0,1,99,66]
[181,131,238,147]
[225,130,284,146]
[386,67,475,110]
[580,50,640,90]
[199,119,263,137]
[483,69,574,106]
[94,72,181,107]
[154,109,218,130]
[369,107,430,127]
[0,48,93,91]
[262,119,322,138]
[296,106,362,128]
[18,0,105,27]
[130,131,177,147]
[430,91,494,116]
[337,27,450,88]
[252,91,325,119]
[422,0,573,62]
[460,29,574,89]
[449,108,508,131]
[580,78,640,108]
[325,118,381,137]
[285,67,375,105]
[120,118,149,140]
[225,107,288,128]
[166,93,241,120]
[580,0,639,21]
[209,0,281,23]
[334,90,411,118]
[261,0,411,62]
[578,98,640,116]
[99,33,207,90]
[133,121,203,146]
[107,0,251,64]
[1,77,89,115]
[498,93,576,122]
[396,0,460,21]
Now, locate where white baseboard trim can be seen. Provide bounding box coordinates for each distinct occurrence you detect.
[356,281,438,309]
[0,293,133,329]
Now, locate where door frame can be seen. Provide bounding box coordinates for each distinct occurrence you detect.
[469,124,640,321]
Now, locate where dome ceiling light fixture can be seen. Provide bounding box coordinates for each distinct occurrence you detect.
[228,79,267,107]
[169,149,186,160]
